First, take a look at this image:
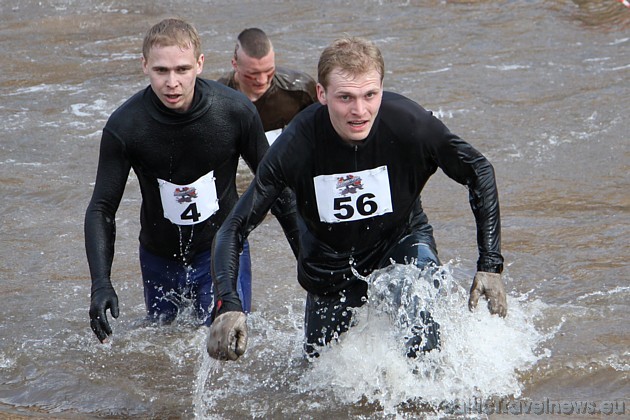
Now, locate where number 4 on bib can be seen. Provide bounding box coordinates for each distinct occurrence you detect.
[180,202,202,223]
[158,171,219,225]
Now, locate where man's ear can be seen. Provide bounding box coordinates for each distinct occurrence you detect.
[196,54,205,75]
[316,83,327,105]
[142,56,148,75]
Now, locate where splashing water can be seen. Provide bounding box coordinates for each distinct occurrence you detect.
[298,263,551,416]
[190,262,553,418]
[193,337,222,419]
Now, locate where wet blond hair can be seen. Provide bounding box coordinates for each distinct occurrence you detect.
[142,18,202,60]
[317,36,384,89]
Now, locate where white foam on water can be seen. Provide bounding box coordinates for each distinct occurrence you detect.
[0,352,15,369]
[576,285,630,302]
[68,99,111,118]
[70,103,92,117]
[605,354,630,372]
[484,64,531,71]
[421,67,451,74]
[610,37,629,45]
[10,83,80,96]
[429,107,470,120]
[298,263,550,416]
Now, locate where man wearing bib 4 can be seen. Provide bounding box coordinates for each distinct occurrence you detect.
[217,28,317,145]
[85,19,298,343]
[207,36,506,361]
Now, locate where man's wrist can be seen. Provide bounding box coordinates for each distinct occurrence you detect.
[215,298,243,316]
[476,264,503,274]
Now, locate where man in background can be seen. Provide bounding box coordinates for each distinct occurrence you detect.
[217,28,317,144]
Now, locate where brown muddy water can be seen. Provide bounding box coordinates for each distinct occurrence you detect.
[0,0,628,418]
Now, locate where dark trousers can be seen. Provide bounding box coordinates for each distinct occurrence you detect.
[303,233,441,357]
[139,240,252,326]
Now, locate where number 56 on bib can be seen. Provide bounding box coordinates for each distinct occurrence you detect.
[313,166,393,223]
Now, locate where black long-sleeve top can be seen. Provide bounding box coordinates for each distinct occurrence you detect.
[85,78,298,285]
[212,91,503,311]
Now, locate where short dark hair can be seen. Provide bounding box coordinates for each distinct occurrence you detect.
[234,28,272,60]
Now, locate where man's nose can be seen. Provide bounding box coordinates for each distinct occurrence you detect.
[352,99,366,115]
[166,71,178,87]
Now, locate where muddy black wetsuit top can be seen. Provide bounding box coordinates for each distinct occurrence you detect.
[85,78,298,319]
[212,91,503,316]
[217,67,317,133]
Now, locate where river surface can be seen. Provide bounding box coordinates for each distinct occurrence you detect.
[0,0,628,419]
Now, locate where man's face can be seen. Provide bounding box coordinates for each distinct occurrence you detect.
[232,48,275,101]
[142,44,204,112]
[316,68,383,143]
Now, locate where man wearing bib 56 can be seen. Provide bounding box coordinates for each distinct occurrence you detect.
[207,36,506,361]
[85,18,298,343]
[217,28,317,145]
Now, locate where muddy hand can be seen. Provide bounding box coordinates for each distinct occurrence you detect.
[206,311,248,361]
[468,271,507,317]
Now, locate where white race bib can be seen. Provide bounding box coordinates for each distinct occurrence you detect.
[313,166,393,223]
[157,171,219,225]
[265,128,283,145]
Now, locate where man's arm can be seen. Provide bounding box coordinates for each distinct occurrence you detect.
[424,115,507,316]
[240,112,300,257]
[425,116,503,274]
[211,168,286,315]
[208,167,285,360]
[84,131,131,341]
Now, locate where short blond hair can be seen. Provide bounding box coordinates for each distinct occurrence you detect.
[142,18,202,60]
[317,36,384,89]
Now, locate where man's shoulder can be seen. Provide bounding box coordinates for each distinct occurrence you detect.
[198,77,234,94]
[215,71,236,88]
[107,87,149,125]
[114,86,147,110]
[198,78,257,112]
[381,91,428,115]
[377,91,437,139]
[273,67,316,93]
[382,90,413,104]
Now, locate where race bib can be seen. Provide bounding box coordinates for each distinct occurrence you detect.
[313,166,393,223]
[265,128,283,145]
[157,171,219,225]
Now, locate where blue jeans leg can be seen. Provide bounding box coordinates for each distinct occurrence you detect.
[139,240,252,326]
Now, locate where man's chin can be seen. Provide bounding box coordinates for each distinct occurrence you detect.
[160,97,188,112]
[345,129,370,142]
[161,98,180,107]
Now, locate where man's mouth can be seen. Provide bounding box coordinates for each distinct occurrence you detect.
[349,120,368,128]
[165,93,181,102]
